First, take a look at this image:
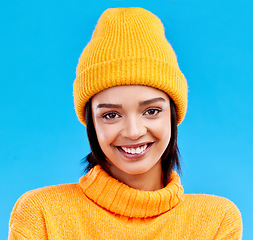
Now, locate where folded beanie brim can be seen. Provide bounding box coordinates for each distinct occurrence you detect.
[74,56,187,125]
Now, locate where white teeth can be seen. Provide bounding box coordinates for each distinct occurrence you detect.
[136,148,141,154]
[121,144,148,154]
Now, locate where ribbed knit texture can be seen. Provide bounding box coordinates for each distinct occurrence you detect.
[73,7,188,125]
[9,165,242,239]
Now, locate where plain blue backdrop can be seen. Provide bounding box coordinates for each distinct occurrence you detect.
[1,0,252,239]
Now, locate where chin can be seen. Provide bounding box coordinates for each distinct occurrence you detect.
[113,161,160,176]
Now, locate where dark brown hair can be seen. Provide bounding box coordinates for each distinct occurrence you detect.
[83,96,181,186]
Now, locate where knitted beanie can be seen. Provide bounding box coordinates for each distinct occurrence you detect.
[73,7,188,125]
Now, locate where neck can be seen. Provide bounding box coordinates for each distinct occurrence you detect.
[108,161,164,191]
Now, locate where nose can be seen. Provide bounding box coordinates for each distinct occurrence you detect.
[121,115,147,140]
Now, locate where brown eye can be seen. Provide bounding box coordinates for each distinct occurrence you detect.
[102,112,120,120]
[144,108,161,116]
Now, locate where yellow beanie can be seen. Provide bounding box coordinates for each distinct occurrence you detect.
[74,7,188,125]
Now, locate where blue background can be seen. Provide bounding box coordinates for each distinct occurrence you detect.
[1,0,252,239]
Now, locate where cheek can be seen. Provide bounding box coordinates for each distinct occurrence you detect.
[151,115,171,143]
[94,122,118,147]
[157,125,171,145]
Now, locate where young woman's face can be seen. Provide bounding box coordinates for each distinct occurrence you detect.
[91,85,171,178]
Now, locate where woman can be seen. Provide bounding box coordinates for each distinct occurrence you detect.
[9,7,242,239]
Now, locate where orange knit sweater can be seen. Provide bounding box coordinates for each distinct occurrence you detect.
[9,165,242,239]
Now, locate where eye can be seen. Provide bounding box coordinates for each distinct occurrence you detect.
[144,108,162,116]
[102,112,121,120]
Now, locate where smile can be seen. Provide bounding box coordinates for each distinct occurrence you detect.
[116,143,153,159]
[121,144,148,154]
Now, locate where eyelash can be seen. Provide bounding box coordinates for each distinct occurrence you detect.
[102,112,121,120]
[144,108,162,116]
[102,108,162,120]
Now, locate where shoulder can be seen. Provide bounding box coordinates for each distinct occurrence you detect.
[10,183,81,221]
[15,183,81,205]
[182,194,242,238]
[183,193,241,214]
[9,183,83,237]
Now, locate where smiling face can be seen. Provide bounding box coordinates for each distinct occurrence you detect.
[91,85,171,183]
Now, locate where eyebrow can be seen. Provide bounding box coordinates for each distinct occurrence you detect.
[97,103,122,109]
[96,97,166,109]
[139,97,166,106]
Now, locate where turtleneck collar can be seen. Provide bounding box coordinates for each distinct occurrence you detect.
[79,165,184,218]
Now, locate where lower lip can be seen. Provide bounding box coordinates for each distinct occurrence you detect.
[116,144,153,160]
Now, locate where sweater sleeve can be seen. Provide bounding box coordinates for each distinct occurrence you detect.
[213,200,243,240]
[8,190,48,240]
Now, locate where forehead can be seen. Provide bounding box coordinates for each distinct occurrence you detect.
[92,85,169,104]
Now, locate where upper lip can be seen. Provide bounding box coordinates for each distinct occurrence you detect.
[116,142,153,148]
